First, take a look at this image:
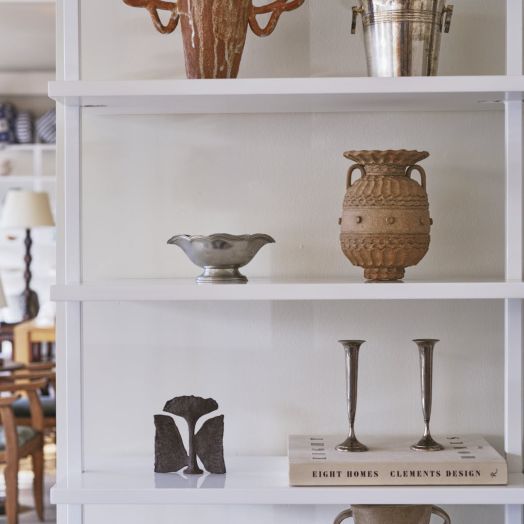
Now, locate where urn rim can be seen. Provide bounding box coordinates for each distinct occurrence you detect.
[343,150,430,166]
[351,504,433,509]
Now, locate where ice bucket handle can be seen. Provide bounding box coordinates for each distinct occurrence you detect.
[406,165,427,190]
[122,0,179,34]
[334,507,450,524]
[432,505,452,523]
[441,5,454,33]
[333,508,353,524]
[347,164,366,189]
[351,6,364,34]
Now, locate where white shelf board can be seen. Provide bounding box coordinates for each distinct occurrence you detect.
[3,144,56,152]
[51,456,524,506]
[0,71,54,96]
[48,76,524,114]
[50,279,524,302]
[0,0,54,3]
[0,175,55,182]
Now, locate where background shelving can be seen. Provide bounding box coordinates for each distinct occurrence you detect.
[0,0,56,321]
[0,176,55,183]
[0,0,54,3]
[0,140,56,318]
[0,144,56,192]
[0,71,54,96]
[5,144,56,152]
[1,0,54,2]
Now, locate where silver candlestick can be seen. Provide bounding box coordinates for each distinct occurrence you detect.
[336,340,368,452]
[411,339,443,452]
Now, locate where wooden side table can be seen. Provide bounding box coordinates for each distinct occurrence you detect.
[13,321,55,365]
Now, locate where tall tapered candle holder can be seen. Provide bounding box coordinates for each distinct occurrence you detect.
[411,339,444,452]
[336,340,368,452]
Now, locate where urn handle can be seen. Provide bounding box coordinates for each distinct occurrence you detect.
[406,165,427,190]
[333,508,353,524]
[432,505,452,524]
[123,0,179,34]
[249,0,305,37]
[347,164,366,189]
[441,5,454,33]
[351,6,364,34]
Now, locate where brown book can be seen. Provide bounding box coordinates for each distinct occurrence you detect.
[288,435,507,486]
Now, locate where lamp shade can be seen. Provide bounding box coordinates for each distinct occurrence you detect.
[1,190,55,228]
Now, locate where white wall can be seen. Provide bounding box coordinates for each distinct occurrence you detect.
[81,0,504,79]
[0,5,54,71]
[78,1,508,522]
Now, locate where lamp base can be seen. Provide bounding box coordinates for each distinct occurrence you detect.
[23,289,39,321]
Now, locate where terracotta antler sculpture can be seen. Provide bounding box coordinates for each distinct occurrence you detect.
[248,0,305,36]
[123,0,179,33]
[123,0,305,78]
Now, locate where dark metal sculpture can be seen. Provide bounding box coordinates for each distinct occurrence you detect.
[154,395,226,475]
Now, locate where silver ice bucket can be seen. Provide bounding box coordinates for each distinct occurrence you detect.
[352,0,454,76]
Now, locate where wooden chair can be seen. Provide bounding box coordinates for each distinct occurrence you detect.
[10,364,56,430]
[0,376,47,524]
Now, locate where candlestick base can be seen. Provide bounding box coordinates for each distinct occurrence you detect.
[411,434,444,452]
[336,435,368,453]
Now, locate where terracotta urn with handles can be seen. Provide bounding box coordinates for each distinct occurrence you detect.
[340,150,432,281]
[334,505,451,524]
[123,0,305,79]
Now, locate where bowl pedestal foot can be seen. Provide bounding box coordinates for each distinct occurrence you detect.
[196,267,248,284]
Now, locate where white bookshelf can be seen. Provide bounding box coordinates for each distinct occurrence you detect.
[52,0,524,523]
[0,144,56,190]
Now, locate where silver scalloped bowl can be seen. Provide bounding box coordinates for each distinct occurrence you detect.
[167,234,275,284]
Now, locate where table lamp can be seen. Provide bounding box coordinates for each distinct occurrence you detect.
[1,190,54,320]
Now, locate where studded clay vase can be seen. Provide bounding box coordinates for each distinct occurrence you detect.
[334,505,451,524]
[123,0,305,79]
[340,150,433,281]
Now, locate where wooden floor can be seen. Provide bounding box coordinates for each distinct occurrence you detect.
[18,472,56,523]
[0,443,56,523]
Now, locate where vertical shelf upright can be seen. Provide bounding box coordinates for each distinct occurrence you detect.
[56,0,82,522]
[505,1,524,523]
